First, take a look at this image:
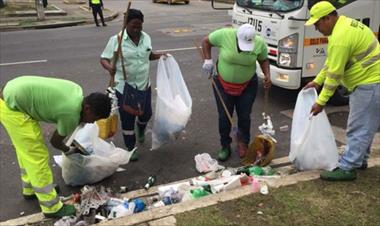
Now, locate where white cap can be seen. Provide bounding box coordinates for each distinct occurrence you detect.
[237,24,255,52]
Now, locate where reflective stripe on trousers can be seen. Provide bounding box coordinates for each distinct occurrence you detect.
[0,99,63,213]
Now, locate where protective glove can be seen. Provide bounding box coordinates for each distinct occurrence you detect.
[202,59,214,76]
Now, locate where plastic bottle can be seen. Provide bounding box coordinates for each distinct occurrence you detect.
[144,175,156,190]
[132,198,145,213]
[190,188,211,199]
[249,166,264,176]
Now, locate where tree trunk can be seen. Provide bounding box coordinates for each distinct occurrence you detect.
[35,0,45,21]
[0,0,5,9]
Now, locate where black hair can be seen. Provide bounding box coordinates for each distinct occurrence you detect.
[84,92,111,119]
[328,10,338,17]
[125,8,144,23]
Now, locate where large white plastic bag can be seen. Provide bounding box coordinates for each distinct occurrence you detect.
[289,88,339,170]
[56,123,132,186]
[152,55,192,150]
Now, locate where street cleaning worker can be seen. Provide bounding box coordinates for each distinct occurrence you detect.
[89,0,106,27]
[0,76,112,217]
[201,24,272,161]
[303,1,380,181]
[100,9,166,161]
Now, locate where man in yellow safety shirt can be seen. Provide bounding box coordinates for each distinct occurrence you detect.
[303,1,380,181]
[0,76,111,217]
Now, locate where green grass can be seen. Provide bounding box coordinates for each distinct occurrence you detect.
[176,167,380,226]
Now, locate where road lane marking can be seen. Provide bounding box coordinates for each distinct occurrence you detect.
[156,46,198,53]
[0,59,47,66]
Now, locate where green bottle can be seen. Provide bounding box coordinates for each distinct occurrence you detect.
[144,175,156,190]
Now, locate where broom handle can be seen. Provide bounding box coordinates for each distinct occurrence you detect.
[194,39,234,126]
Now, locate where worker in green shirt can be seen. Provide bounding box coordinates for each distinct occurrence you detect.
[100,9,166,161]
[201,24,272,162]
[304,1,380,181]
[0,76,111,218]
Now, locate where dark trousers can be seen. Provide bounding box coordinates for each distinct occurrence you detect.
[91,4,105,26]
[213,75,258,148]
[116,88,152,151]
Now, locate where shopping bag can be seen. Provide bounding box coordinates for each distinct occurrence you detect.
[289,88,339,171]
[152,55,192,150]
[54,123,133,186]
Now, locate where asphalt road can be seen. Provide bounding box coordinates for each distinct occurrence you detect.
[0,0,348,221]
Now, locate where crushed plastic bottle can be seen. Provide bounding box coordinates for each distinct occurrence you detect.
[190,188,211,199]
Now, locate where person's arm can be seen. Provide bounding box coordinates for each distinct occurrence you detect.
[100,58,116,77]
[258,59,271,89]
[50,130,70,152]
[201,36,213,60]
[149,52,165,61]
[310,45,350,115]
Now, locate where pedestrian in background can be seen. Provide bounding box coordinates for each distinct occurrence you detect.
[0,76,111,217]
[89,0,106,27]
[100,9,166,161]
[201,23,271,162]
[303,1,380,181]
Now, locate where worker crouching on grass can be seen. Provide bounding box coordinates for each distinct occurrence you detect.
[303,1,380,181]
[0,76,111,218]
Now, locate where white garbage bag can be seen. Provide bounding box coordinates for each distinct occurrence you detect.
[54,123,133,186]
[152,55,192,150]
[194,153,224,173]
[289,88,339,170]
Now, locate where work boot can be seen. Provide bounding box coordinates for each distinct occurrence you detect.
[43,204,76,218]
[23,184,60,200]
[320,168,357,181]
[218,146,231,162]
[135,126,145,144]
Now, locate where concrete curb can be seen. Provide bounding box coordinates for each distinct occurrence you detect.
[0,10,118,31]
[1,156,379,226]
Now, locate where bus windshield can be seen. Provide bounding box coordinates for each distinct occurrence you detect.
[236,0,303,12]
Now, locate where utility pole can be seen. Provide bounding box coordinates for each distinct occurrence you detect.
[35,0,45,21]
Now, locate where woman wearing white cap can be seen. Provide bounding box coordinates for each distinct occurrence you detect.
[201,23,271,162]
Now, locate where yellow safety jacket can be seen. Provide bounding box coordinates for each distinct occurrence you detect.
[314,15,380,105]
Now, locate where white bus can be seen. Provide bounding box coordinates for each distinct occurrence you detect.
[212,0,380,105]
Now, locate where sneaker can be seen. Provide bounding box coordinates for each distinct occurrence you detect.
[23,184,60,200]
[129,150,138,161]
[43,204,76,218]
[218,146,231,162]
[135,126,145,144]
[320,168,357,181]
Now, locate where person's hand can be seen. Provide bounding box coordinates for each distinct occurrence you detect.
[161,53,171,60]
[310,102,324,116]
[303,81,321,91]
[202,59,214,76]
[263,76,271,89]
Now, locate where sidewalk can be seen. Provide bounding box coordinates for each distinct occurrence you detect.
[0,0,119,31]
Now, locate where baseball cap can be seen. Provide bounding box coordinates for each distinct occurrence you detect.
[237,24,255,52]
[305,1,336,26]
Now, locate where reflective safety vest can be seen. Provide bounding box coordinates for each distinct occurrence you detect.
[314,15,380,105]
[90,0,101,5]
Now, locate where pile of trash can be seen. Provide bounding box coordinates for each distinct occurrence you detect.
[54,155,279,226]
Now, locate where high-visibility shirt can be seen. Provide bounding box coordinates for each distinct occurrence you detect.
[90,0,101,5]
[208,27,268,84]
[3,76,83,136]
[313,15,380,105]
